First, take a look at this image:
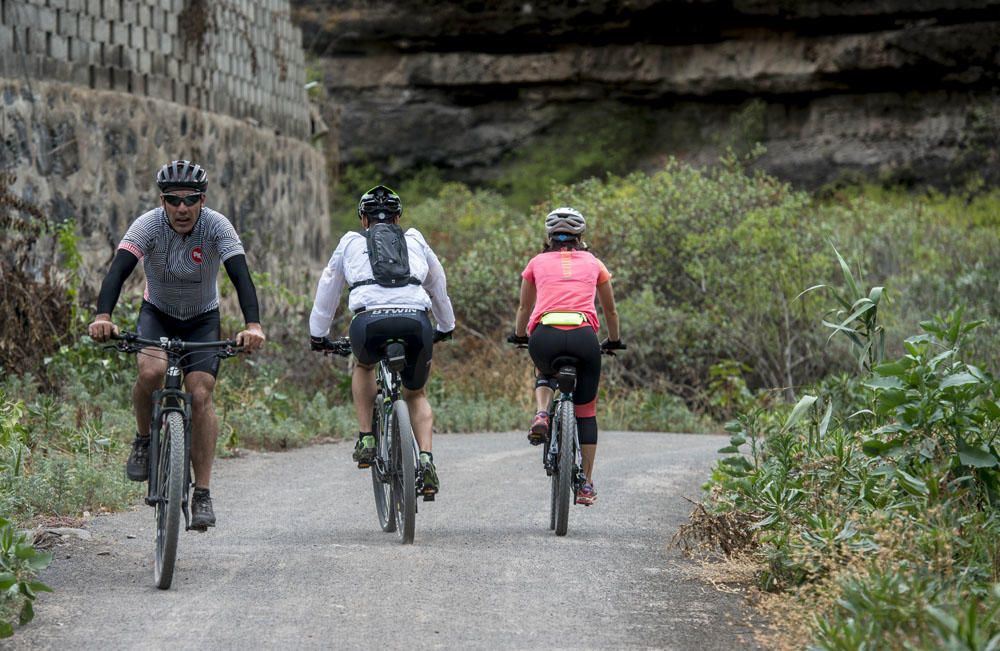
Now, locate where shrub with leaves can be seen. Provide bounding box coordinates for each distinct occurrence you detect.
[687,250,1000,648]
[0,516,51,638]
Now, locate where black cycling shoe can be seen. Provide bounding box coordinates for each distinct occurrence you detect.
[352,435,376,468]
[420,454,439,501]
[125,435,150,482]
[190,490,216,530]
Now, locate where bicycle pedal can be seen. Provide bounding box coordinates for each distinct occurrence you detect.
[356,462,371,469]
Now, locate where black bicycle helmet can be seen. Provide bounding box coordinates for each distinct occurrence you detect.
[357,185,402,222]
[156,160,208,192]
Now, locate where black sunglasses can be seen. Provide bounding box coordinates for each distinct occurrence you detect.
[162,193,203,207]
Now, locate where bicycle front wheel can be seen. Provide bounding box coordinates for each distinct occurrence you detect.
[371,400,396,532]
[391,400,416,544]
[553,400,576,536]
[154,411,185,589]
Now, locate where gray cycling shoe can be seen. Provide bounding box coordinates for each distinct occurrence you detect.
[352,434,376,468]
[125,435,150,482]
[420,453,439,500]
[190,490,216,530]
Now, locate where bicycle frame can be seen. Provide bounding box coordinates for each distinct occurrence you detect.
[545,367,584,486]
[547,400,582,473]
[371,342,422,493]
[112,333,239,529]
[145,351,194,526]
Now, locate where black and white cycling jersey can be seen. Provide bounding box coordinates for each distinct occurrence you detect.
[118,207,245,320]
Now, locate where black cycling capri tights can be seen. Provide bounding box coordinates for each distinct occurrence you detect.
[528,324,601,445]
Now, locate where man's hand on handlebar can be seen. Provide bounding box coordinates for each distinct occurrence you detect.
[310,335,334,352]
[237,322,266,352]
[433,329,454,344]
[312,335,352,357]
[88,314,119,342]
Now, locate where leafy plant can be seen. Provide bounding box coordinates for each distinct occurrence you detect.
[801,244,886,373]
[686,246,1000,648]
[0,516,51,638]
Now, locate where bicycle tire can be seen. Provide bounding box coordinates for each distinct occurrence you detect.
[154,411,185,589]
[549,470,558,531]
[548,409,558,531]
[371,399,395,532]
[391,400,416,544]
[554,399,575,536]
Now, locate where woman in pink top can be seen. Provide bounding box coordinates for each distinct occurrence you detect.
[511,207,623,506]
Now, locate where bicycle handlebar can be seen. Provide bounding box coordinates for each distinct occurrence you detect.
[315,333,448,359]
[110,332,243,357]
[317,336,353,357]
[506,333,626,355]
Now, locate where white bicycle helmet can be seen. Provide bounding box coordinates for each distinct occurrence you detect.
[544,207,586,237]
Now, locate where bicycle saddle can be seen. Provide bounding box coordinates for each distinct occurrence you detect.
[384,341,407,373]
[551,356,579,393]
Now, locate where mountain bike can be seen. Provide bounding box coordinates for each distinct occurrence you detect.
[319,337,425,544]
[108,332,242,589]
[510,339,625,536]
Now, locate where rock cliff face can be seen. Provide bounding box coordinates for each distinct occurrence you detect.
[293,0,1000,188]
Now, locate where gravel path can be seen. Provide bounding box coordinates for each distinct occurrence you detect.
[12,431,759,650]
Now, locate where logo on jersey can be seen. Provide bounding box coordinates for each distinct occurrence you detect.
[191,246,203,264]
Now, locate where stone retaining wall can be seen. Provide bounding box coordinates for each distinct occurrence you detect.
[2,77,329,314]
[1,0,330,330]
[1,0,310,139]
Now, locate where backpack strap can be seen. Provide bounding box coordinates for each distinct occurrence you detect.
[349,276,422,291]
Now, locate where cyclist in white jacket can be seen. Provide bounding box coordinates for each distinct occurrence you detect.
[309,185,455,497]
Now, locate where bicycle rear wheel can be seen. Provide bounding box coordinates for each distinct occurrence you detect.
[154,411,185,589]
[391,400,416,544]
[371,399,395,532]
[548,409,558,531]
[549,473,558,531]
[553,400,575,536]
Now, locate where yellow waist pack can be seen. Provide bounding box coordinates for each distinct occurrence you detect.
[540,311,587,327]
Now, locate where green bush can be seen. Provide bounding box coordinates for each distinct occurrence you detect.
[694,252,1000,648]
[0,515,51,638]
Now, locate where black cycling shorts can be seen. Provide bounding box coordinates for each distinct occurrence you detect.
[349,309,434,391]
[137,301,222,377]
[528,324,602,406]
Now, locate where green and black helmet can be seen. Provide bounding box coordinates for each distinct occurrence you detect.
[358,185,402,222]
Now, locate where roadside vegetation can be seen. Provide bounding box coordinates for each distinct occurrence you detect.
[678,252,1000,647]
[3,124,1000,638]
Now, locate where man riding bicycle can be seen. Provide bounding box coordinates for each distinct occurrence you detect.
[88,159,266,529]
[309,185,455,498]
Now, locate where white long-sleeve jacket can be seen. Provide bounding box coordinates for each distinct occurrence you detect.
[309,227,457,338]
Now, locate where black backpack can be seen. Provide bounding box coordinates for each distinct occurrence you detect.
[350,223,422,289]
